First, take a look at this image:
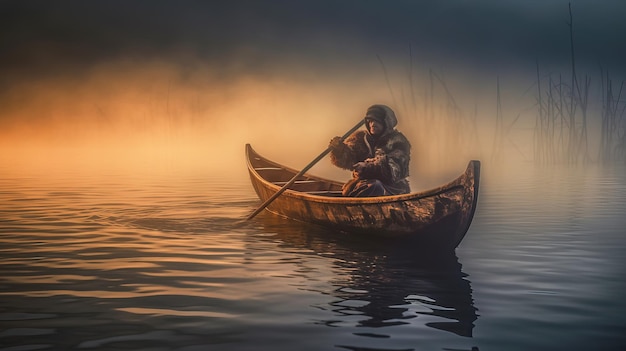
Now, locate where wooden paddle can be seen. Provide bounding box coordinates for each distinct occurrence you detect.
[241,118,366,222]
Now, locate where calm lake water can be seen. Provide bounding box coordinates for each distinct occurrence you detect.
[1,163,625,351]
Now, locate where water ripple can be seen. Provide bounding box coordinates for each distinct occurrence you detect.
[1,167,625,350]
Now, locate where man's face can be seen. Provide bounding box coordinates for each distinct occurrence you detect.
[367,119,384,136]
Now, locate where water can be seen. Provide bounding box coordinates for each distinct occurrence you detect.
[1,164,625,351]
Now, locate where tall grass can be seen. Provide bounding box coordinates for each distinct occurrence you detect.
[378,4,625,169]
[533,3,604,166]
[599,68,626,164]
[379,51,482,175]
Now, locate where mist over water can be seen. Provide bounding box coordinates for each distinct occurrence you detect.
[1,59,622,190]
[0,57,496,184]
[2,0,625,184]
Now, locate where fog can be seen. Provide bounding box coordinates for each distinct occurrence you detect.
[1,1,625,187]
[0,56,540,187]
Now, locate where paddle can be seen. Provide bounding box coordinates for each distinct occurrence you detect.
[241,118,366,222]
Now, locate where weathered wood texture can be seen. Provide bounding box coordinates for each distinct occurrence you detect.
[246,144,480,249]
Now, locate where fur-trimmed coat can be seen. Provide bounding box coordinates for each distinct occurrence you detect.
[330,125,411,195]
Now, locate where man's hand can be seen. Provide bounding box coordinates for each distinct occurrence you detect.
[352,162,366,177]
[329,136,343,150]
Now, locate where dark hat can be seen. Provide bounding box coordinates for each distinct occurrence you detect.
[364,105,387,123]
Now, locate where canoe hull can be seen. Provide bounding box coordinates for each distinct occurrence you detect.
[246,144,480,249]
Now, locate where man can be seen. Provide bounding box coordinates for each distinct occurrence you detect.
[328,104,411,197]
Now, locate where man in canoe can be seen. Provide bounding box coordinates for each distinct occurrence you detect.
[328,104,411,197]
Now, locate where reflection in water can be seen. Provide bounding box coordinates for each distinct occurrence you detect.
[256,214,478,338]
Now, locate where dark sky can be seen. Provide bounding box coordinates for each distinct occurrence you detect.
[2,0,626,87]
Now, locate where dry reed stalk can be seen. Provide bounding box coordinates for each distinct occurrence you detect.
[532,3,594,165]
[599,68,626,163]
[491,76,504,163]
[377,54,480,171]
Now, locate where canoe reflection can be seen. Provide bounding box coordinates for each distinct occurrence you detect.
[255,214,478,337]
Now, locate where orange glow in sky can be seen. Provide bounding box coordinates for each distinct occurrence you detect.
[0,58,511,183]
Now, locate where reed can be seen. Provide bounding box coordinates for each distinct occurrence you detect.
[381,2,625,168]
[532,2,593,165]
[491,76,504,163]
[618,116,626,164]
[599,68,626,164]
[378,52,481,172]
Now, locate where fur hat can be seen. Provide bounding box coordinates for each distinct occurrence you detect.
[365,105,387,123]
[365,104,397,131]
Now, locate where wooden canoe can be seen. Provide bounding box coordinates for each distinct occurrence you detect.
[245,144,480,249]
